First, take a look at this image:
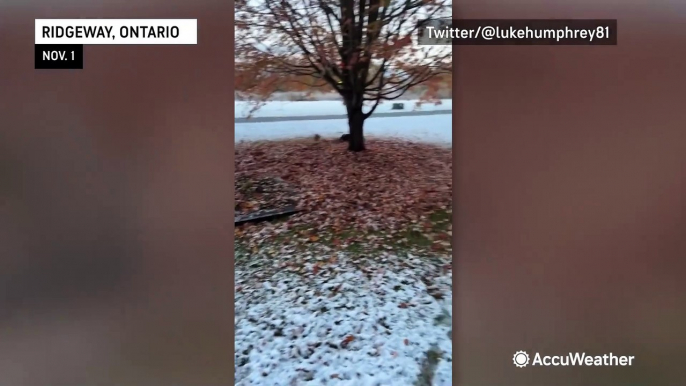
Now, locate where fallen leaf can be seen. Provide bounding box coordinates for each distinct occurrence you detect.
[399,302,409,308]
[341,335,355,348]
[404,338,409,345]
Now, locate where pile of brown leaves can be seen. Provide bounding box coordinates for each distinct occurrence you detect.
[235,137,452,255]
[235,174,297,217]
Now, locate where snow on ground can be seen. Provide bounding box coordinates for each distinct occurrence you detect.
[235,99,452,119]
[236,114,452,146]
[235,106,453,385]
[235,251,452,386]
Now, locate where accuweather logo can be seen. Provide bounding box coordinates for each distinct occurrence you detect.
[513,351,635,368]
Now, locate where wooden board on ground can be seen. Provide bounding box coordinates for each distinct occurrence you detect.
[235,205,300,225]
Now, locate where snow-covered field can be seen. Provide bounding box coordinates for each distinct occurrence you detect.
[235,252,453,386]
[235,99,453,385]
[235,99,452,119]
[236,110,452,146]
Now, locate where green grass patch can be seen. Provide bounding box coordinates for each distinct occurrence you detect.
[236,208,452,258]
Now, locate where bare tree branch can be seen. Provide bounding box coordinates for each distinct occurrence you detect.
[236,0,452,114]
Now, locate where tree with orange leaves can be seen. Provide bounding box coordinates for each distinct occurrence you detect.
[236,0,452,151]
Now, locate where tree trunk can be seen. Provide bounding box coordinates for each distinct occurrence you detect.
[346,104,365,152]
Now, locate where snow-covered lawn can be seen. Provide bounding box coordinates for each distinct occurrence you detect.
[236,114,452,146]
[235,117,453,385]
[235,251,452,386]
[235,99,452,119]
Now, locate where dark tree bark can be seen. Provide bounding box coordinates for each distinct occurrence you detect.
[346,103,365,152]
[342,90,367,151]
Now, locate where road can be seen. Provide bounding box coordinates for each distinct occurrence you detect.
[235,109,451,123]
